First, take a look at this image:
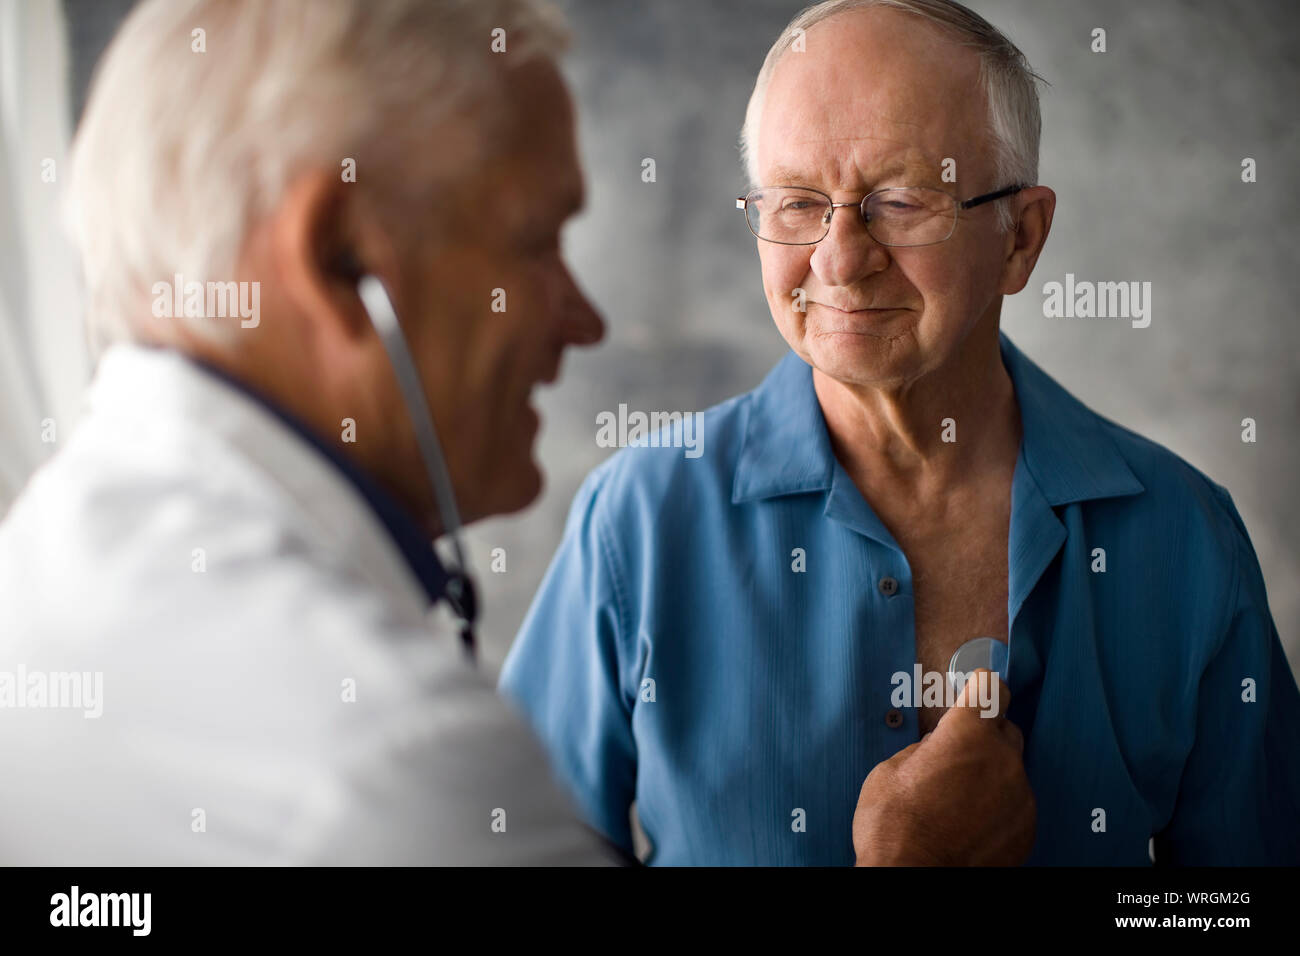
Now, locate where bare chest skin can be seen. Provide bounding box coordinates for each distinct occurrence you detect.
[868,479,1013,736]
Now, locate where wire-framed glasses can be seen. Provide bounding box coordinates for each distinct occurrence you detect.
[736,184,1025,247]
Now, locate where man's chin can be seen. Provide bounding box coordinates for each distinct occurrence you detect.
[460,458,544,524]
[502,462,544,516]
[805,334,921,388]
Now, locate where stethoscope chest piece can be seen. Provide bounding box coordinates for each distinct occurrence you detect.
[947,636,1008,696]
[444,570,478,661]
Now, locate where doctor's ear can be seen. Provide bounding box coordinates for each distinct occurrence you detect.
[328,247,365,284]
[272,169,380,343]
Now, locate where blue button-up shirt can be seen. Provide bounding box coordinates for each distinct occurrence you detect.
[499,331,1300,865]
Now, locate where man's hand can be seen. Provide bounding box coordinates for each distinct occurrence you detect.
[851,668,1036,865]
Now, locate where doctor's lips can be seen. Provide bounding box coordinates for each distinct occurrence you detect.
[535,353,566,387]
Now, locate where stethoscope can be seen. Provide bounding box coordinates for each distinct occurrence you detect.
[948,637,1009,696]
[357,274,480,663]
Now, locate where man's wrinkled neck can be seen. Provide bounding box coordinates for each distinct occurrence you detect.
[812,312,1021,490]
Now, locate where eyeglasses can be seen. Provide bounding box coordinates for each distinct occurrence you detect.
[735,184,1025,247]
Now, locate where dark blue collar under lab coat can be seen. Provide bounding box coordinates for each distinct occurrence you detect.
[185,356,451,607]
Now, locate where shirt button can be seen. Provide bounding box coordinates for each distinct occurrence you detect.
[885,708,904,728]
[878,576,899,596]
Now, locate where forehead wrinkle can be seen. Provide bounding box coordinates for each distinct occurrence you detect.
[819,98,960,156]
[761,83,969,185]
[766,137,944,193]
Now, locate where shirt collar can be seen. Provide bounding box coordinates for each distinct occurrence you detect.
[183,356,451,607]
[733,330,1145,507]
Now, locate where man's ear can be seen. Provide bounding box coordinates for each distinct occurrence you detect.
[998,185,1056,296]
[271,168,372,342]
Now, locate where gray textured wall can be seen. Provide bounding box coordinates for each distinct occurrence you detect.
[467,0,1300,678]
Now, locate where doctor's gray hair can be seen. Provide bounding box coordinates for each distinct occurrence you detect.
[740,0,1043,231]
[66,0,568,351]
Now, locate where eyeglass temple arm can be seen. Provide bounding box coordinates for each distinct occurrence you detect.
[959,184,1025,209]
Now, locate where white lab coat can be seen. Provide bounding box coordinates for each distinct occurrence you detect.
[0,343,612,865]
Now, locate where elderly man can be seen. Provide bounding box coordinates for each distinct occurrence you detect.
[0,0,621,864]
[501,0,1300,865]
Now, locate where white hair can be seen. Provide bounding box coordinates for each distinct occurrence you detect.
[740,0,1043,230]
[66,0,568,351]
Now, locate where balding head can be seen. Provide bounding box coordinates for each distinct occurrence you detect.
[741,0,1043,231]
[757,5,995,209]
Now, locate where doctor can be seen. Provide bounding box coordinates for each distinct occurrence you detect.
[0,0,616,864]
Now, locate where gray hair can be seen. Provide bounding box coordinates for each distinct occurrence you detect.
[740,0,1044,230]
[66,0,568,351]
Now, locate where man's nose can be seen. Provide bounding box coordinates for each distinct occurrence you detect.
[810,203,891,287]
[557,266,605,347]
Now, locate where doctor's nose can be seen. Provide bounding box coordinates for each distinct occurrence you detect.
[556,264,604,347]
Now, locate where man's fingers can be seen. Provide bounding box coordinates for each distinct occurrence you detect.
[953,667,1010,719]
[859,739,924,798]
[998,714,1025,754]
[888,740,924,763]
[947,669,1026,753]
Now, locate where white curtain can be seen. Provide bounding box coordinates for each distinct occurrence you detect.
[0,0,88,515]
